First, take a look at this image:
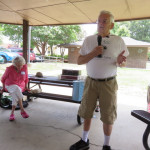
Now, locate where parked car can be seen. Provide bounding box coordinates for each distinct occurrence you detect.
[0,49,20,63]
[9,48,36,62]
[35,55,44,62]
[0,47,9,52]
[0,56,4,64]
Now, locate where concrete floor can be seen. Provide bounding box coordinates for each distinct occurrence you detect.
[0,94,148,150]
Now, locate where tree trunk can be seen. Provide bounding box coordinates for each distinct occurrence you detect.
[42,44,45,55]
[41,42,48,55]
[50,45,53,55]
[35,43,41,55]
[60,47,65,57]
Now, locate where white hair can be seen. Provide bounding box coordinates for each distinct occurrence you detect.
[12,56,25,66]
[99,10,114,23]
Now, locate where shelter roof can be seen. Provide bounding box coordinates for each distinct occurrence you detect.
[60,36,150,48]
[1,0,150,26]
[122,37,150,47]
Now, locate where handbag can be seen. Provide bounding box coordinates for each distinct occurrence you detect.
[0,93,28,110]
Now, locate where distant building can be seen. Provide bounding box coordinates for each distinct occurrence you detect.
[60,37,150,69]
[59,41,82,64]
[122,37,150,68]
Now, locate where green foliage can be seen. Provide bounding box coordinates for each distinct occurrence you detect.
[63,55,68,59]
[0,26,3,44]
[117,26,130,37]
[111,22,130,37]
[0,24,82,55]
[0,33,2,45]
[129,20,150,42]
[32,26,50,43]
[31,26,51,54]
[47,25,81,46]
[111,20,150,43]
[49,54,62,58]
[31,25,82,55]
[47,54,68,59]
[0,24,23,44]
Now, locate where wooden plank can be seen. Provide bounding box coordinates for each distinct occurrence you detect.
[0,87,81,104]
[131,110,150,125]
[29,81,73,88]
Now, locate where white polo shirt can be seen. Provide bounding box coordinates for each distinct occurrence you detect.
[80,34,129,79]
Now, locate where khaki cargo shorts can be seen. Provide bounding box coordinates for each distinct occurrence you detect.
[78,76,118,124]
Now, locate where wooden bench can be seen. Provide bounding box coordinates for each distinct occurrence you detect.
[24,91,81,104]
[0,87,80,104]
[131,110,150,150]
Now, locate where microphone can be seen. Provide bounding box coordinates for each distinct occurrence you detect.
[97,35,102,58]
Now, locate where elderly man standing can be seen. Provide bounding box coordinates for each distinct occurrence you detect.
[70,10,129,150]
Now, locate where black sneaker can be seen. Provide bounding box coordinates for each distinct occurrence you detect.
[102,145,111,150]
[70,139,89,150]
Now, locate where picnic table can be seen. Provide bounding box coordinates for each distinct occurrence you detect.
[131,85,150,150]
[28,75,84,124]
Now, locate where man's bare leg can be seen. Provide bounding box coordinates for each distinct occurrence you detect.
[103,123,113,146]
[82,118,92,142]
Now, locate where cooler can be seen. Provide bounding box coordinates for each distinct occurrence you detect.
[72,80,84,102]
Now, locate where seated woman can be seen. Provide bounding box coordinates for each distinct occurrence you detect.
[1,56,29,121]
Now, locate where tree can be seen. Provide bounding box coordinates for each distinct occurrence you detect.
[0,24,82,56]
[0,32,2,45]
[111,20,150,43]
[111,22,130,37]
[32,25,82,56]
[0,26,3,44]
[48,25,82,56]
[0,24,23,46]
[129,20,150,42]
[31,26,51,55]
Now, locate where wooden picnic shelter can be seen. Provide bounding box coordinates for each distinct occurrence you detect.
[1,1,150,149]
[0,0,150,62]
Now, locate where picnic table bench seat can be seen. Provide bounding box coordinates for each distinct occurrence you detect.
[0,86,80,104]
[23,91,80,103]
[131,110,150,150]
[29,80,73,88]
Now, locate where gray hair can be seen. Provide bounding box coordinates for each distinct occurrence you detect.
[12,56,25,66]
[99,10,114,23]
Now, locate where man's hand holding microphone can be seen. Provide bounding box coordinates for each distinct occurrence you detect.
[93,35,104,58]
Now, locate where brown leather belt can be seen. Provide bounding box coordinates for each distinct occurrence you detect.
[89,76,115,82]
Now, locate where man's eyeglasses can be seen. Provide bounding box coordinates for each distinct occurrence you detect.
[96,19,110,24]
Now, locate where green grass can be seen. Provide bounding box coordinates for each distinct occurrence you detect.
[1,62,150,99]
[117,67,150,97]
